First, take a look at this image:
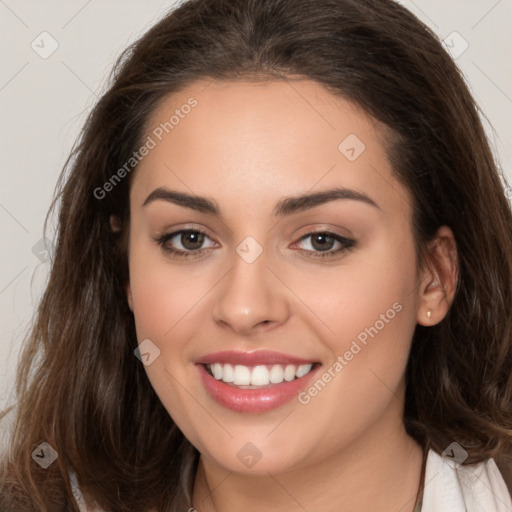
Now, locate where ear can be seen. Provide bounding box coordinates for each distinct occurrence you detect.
[416,226,458,326]
[109,214,122,233]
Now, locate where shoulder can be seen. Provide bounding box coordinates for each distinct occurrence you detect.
[422,448,512,512]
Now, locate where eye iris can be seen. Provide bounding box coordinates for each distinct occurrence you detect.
[181,231,204,250]
[311,233,334,251]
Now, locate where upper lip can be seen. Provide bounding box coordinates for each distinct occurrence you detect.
[196,350,318,366]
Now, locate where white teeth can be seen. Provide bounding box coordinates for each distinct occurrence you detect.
[269,364,284,384]
[296,363,313,378]
[284,364,296,381]
[222,363,234,383]
[233,365,251,385]
[211,363,223,380]
[207,362,315,386]
[250,365,269,386]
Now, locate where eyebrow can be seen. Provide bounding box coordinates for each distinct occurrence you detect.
[142,186,380,217]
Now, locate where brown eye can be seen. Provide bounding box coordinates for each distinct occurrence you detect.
[155,229,216,258]
[179,230,205,250]
[309,233,336,251]
[293,231,356,259]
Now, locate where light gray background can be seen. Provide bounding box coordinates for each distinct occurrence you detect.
[1,0,511,413]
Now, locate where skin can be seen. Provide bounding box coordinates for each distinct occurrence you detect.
[124,78,458,512]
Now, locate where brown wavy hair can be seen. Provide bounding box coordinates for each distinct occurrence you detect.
[1,0,512,510]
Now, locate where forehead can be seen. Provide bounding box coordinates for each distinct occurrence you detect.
[144,78,377,159]
[131,78,411,218]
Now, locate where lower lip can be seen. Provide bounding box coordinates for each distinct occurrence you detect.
[197,363,321,413]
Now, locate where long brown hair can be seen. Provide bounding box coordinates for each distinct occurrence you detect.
[1,0,511,510]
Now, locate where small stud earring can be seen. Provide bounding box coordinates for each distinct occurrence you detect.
[426,310,432,319]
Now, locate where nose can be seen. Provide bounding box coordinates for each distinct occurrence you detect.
[212,246,290,335]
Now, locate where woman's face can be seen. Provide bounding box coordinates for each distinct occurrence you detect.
[127,79,424,474]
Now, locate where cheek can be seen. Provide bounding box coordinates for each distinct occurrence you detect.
[127,235,212,345]
[285,230,418,354]
[283,246,418,459]
[127,246,210,433]
[290,234,418,409]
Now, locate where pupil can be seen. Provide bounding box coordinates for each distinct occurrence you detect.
[182,231,204,250]
[312,233,334,251]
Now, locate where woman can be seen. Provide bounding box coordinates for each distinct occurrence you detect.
[1,0,511,511]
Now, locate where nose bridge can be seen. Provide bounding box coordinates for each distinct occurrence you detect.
[212,234,289,332]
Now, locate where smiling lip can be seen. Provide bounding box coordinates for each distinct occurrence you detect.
[196,350,321,413]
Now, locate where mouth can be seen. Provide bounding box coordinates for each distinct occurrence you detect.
[195,350,322,412]
[203,362,319,388]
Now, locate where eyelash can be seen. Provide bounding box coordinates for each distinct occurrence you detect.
[154,229,356,260]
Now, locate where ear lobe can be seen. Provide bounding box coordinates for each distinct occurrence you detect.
[416,226,458,326]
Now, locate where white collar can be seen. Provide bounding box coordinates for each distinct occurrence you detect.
[422,449,512,511]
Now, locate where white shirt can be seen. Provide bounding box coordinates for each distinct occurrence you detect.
[421,448,512,511]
